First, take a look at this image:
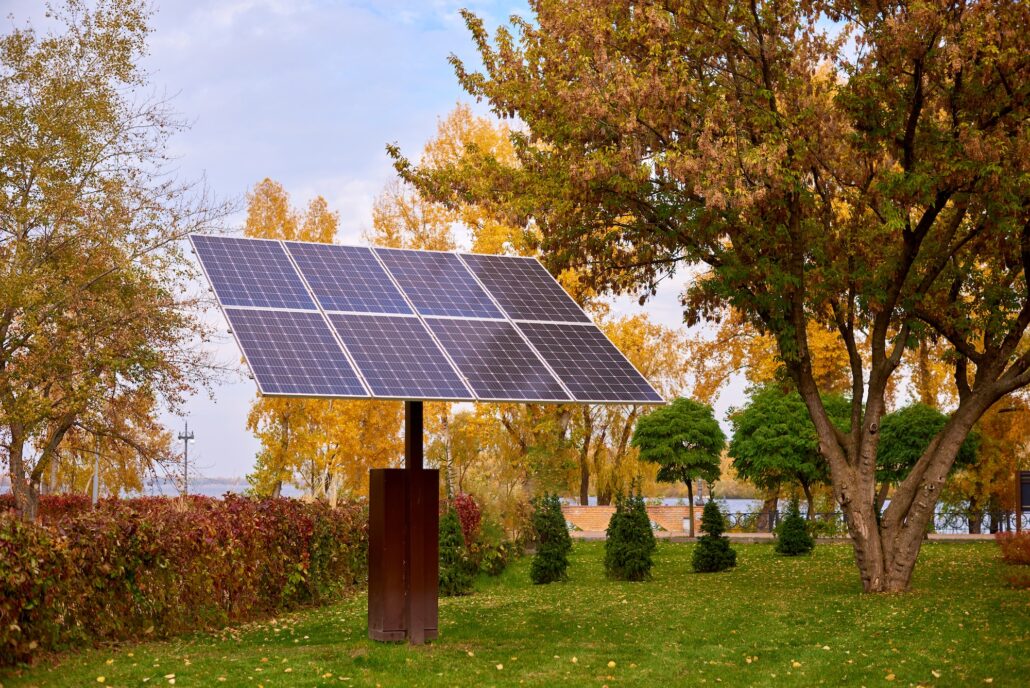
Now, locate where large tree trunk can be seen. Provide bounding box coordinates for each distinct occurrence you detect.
[966,496,982,534]
[800,480,814,521]
[756,486,779,532]
[825,395,988,592]
[874,482,890,515]
[8,433,39,522]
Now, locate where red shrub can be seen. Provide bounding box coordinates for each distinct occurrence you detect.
[0,493,92,522]
[995,531,1030,566]
[453,493,481,547]
[0,495,367,666]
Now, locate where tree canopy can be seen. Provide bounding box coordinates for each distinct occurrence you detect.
[0,0,229,519]
[631,397,723,536]
[632,398,724,487]
[393,0,1030,592]
[728,386,850,515]
[877,403,979,488]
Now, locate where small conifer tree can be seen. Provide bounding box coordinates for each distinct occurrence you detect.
[604,483,657,581]
[775,499,815,556]
[530,493,573,584]
[439,508,474,595]
[692,500,737,573]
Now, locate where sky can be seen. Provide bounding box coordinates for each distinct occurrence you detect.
[3,0,736,481]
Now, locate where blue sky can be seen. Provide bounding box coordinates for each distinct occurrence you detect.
[5,1,718,480]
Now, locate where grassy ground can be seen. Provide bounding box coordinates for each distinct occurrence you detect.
[2,542,1026,687]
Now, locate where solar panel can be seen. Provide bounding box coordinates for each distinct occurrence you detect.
[375,248,502,318]
[191,235,316,310]
[327,314,473,400]
[460,253,591,323]
[190,234,664,404]
[517,322,663,403]
[285,242,412,314]
[224,308,367,397]
[425,318,570,402]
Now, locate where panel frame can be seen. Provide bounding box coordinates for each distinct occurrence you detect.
[372,246,504,319]
[327,312,476,402]
[516,319,666,405]
[457,252,663,405]
[189,234,318,310]
[221,306,370,399]
[459,252,592,324]
[282,240,413,315]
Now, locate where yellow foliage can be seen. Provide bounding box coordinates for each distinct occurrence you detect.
[242,179,401,499]
[687,311,853,403]
[367,104,528,255]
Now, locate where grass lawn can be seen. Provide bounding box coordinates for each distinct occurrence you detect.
[2,542,1026,687]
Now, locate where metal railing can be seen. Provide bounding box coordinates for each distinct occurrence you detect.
[722,509,1030,536]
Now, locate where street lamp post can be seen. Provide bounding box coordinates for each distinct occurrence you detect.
[178,422,195,496]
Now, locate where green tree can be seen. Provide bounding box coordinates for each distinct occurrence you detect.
[439,508,474,596]
[728,387,850,519]
[604,484,657,581]
[529,493,572,584]
[692,501,737,573]
[876,403,979,513]
[631,398,724,536]
[0,0,229,520]
[393,0,1030,591]
[775,500,815,557]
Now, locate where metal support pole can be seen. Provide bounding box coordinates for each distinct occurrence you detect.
[405,401,424,470]
[404,400,426,645]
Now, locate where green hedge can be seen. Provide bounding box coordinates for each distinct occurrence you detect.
[0,494,367,666]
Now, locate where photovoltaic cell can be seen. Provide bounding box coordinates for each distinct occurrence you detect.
[285,242,412,314]
[327,314,472,400]
[518,322,663,403]
[191,235,315,310]
[460,254,591,323]
[426,318,570,402]
[375,248,502,318]
[224,308,366,396]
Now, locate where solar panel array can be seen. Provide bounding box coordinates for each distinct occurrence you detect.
[191,235,663,404]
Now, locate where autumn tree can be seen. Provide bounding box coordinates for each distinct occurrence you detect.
[394,1,1030,592]
[688,311,854,405]
[729,387,850,520]
[242,180,403,499]
[631,398,724,537]
[943,399,1030,533]
[0,0,229,520]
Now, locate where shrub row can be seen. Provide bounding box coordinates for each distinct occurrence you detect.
[439,493,519,596]
[0,494,367,666]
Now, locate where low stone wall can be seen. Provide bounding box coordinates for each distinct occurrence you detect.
[563,504,705,536]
